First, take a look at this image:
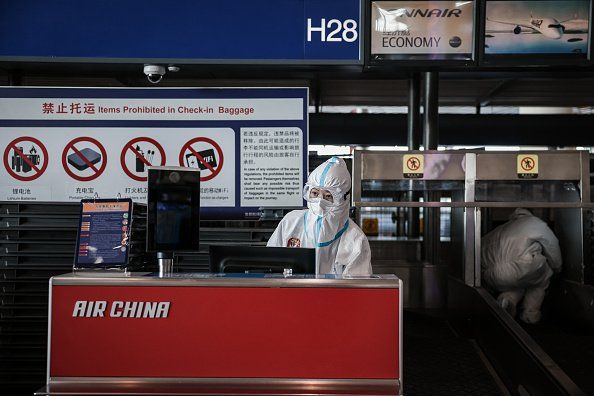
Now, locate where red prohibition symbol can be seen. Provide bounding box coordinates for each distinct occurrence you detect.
[3,136,49,181]
[62,136,107,182]
[179,137,224,182]
[120,137,166,182]
[407,157,421,171]
[520,157,535,171]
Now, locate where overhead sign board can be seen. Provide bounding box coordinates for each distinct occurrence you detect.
[0,0,361,64]
[370,0,475,61]
[0,87,308,220]
[484,0,590,60]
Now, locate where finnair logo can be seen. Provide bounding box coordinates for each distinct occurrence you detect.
[72,300,170,318]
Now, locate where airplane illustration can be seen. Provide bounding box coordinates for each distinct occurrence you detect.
[486,14,589,42]
[374,7,408,33]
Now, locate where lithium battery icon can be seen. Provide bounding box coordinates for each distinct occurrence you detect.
[11,145,40,173]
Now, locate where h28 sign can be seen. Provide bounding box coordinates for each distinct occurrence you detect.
[307,18,358,42]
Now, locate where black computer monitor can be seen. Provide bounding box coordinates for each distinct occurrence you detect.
[147,167,200,253]
[209,246,315,274]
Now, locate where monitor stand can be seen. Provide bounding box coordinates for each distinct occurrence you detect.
[157,252,173,277]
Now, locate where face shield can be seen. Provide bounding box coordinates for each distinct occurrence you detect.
[303,183,350,207]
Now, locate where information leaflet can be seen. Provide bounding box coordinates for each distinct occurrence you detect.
[75,200,132,269]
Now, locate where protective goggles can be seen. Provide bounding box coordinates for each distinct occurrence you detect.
[303,183,350,206]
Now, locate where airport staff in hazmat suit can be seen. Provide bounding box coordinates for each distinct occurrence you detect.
[267,157,372,276]
[481,208,562,324]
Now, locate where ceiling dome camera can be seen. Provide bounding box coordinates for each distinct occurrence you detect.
[143,65,166,84]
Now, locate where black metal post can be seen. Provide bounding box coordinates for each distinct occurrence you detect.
[422,71,440,264]
[408,73,421,150]
[423,71,439,150]
[314,79,321,113]
[407,73,421,238]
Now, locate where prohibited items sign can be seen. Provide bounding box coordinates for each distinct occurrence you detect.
[62,137,107,181]
[179,137,224,182]
[121,137,166,182]
[3,136,49,181]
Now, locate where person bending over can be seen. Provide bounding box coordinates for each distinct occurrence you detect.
[482,208,562,324]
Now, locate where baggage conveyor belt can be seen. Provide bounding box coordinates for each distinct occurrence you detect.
[521,316,594,394]
[449,277,588,396]
[518,281,594,394]
[403,311,506,395]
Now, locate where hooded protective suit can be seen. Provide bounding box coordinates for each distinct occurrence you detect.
[267,157,372,276]
[481,208,562,324]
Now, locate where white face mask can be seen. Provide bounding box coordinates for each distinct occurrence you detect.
[307,198,333,217]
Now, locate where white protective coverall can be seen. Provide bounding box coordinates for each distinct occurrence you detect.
[267,157,372,276]
[481,208,562,324]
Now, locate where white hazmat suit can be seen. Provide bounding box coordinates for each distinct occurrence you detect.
[267,157,372,276]
[481,208,562,324]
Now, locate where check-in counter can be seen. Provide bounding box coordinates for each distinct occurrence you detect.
[37,273,403,396]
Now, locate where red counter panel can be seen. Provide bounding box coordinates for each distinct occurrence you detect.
[50,285,400,380]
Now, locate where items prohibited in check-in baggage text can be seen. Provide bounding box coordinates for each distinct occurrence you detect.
[3,136,49,181]
[121,137,166,182]
[179,137,224,182]
[62,137,107,181]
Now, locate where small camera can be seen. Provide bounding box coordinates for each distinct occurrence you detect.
[168,171,181,184]
[143,65,166,84]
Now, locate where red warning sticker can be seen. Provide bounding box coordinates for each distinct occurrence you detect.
[3,136,49,181]
[179,137,224,182]
[62,137,107,181]
[120,137,166,182]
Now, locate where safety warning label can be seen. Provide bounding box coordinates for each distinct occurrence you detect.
[121,137,166,182]
[4,136,48,182]
[2,136,51,200]
[0,128,239,203]
[403,154,424,178]
[517,154,539,179]
[62,137,107,182]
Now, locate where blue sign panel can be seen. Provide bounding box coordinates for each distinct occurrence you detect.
[0,0,361,64]
[0,87,309,220]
